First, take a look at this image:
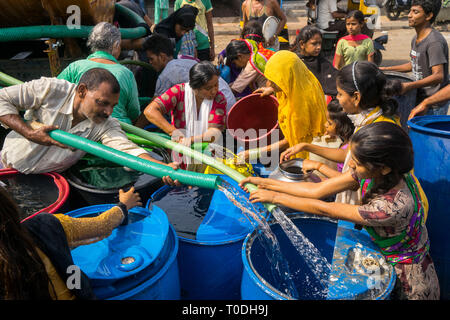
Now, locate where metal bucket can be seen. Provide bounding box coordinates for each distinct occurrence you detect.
[408,115,450,299]
[68,204,180,300]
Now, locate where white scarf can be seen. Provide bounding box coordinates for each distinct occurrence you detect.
[181,82,213,170]
[184,82,214,139]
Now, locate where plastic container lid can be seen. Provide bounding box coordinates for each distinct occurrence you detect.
[262,16,279,41]
[262,16,280,50]
[69,204,169,287]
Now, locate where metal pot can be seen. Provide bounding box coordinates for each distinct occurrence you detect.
[268,158,321,183]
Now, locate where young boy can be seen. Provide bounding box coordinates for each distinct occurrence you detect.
[381,0,448,115]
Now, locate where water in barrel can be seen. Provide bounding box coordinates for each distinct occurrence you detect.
[1,174,59,220]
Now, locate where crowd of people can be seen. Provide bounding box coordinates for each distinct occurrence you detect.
[0,0,448,300]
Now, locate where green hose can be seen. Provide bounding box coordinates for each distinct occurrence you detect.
[46,128,221,189]
[0,71,23,87]
[119,60,156,72]
[127,132,209,152]
[119,121,276,212]
[0,4,147,42]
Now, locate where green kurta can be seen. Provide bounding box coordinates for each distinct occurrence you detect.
[57,51,140,124]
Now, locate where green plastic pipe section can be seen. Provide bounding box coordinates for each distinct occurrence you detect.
[46,128,221,190]
[119,121,277,212]
[0,71,23,87]
[126,132,209,152]
[119,60,155,72]
[0,4,147,42]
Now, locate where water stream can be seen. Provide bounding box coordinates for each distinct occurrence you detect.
[217,180,299,299]
[218,179,335,298]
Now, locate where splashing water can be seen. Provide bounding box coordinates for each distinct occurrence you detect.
[218,180,299,299]
[219,178,336,298]
[270,207,333,293]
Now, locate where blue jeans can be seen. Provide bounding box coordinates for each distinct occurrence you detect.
[426,100,450,116]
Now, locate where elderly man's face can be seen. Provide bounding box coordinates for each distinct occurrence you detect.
[78,82,120,124]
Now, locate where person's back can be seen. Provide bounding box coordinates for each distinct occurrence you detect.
[317,0,337,30]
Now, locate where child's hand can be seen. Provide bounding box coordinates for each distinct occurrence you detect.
[119,187,142,210]
[239,177,272,192]
[302,159,321,173]
[280,143,306,163]
[249,189,277,204]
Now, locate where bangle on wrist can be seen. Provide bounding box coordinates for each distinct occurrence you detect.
[117,202,129,226]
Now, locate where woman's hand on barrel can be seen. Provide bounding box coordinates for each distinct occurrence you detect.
[279,143,306,163]
[249,188,277,204]
[119,187,142,210]
[253,87,275,97]
[408,101,429,121]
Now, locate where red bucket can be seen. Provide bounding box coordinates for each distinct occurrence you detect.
[227,94,279,144]
[0,168,70,222]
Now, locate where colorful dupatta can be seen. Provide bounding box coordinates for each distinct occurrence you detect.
[244,39,275,77]
[360,173,430,265]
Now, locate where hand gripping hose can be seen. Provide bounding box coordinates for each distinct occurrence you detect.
[29,121,221,190]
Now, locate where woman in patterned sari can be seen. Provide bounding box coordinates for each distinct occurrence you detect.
[244,122,440,300]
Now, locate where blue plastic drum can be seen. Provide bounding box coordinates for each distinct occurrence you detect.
[68,204,180,300]
[241,214,396,300]
[148,175,268,300]
[408,115,450,299]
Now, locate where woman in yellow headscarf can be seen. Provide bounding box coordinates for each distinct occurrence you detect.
[239,50,327,161]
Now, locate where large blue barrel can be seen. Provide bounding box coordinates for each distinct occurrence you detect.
[242,214,396,300]
[67,204,180,300]
[147,175,268,300]
[408,115,450,299]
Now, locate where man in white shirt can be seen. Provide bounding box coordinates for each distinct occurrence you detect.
[316,0,346,33]
[0,68,179,185]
